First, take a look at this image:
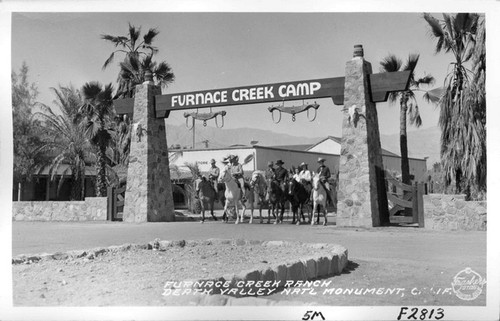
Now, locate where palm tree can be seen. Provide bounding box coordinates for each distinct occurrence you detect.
[117,53,175,98]
[461,17,486,198]
[423,13,483,194]
[79,82,115,197]
[36,85,92,200]
[101,23,159,70]
[380,53,435,185]
[101,23,175,98]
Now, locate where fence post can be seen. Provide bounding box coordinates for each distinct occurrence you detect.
[412,182,418,224]
[107,186,114,221]
[417,182,425,228]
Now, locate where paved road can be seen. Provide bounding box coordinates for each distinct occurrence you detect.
[12,220,486,273]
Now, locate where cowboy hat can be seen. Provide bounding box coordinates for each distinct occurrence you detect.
[276,159,284,165]
[317,157,326,163]
[210,159,216,164]
[267,161,274,166]
[300,162,308,167]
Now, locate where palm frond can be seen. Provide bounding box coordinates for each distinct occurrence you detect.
[415,74,435,86]
[82,81,103,100]
[143,28,159,45]
[403,53,420,73]
[422,13,445,53]
[379,54,402,73]
[128,23,141,48]
[102,52,115,70]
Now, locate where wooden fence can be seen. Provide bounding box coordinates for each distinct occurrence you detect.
[385,172,425,227]
[107,185,126,221]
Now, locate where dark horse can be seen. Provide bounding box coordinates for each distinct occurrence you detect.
[287,179,311,225]
[198,178,225,223]
[267,179,287,224]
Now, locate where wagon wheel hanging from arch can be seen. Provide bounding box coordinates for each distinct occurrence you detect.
[184,108,227,129]
[267,100,320,124]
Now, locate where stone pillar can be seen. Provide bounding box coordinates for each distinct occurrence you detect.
[336,45,389,227]
[122,73,175,222]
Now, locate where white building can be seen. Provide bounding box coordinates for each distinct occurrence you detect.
[170,136,427,181]
[307,136,428,181]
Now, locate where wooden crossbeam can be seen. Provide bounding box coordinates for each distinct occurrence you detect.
[387,193,413,208]
[113,70,411,118]
[386,175,413,192]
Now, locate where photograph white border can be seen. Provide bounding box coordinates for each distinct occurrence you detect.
[1,0,499,320]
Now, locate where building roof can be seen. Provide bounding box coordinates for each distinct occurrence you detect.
[270,144,313,151]
[305,135,404,158]
[305,136,342,151]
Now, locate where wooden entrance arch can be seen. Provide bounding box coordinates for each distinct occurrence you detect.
[114,44,411,226]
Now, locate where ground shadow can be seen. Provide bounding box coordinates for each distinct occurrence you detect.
[340,260,359,275]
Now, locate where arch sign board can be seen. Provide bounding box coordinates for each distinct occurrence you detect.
[155,77,345,118]
[113,71,411,118]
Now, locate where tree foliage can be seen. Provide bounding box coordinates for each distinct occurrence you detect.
[12,63,46,189]
[36,85,93,200]
[423,13,485,198]
[79,82,115,196]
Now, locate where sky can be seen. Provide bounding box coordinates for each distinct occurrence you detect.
[10,11,456,139]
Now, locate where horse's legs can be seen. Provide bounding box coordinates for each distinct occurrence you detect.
[234,201,240,224]
[316,204,321,225]
[311,203,316,226]
[222,200,229,223]
[210,200,217,221]
[323,206,328,226]
[249,203,254,224]
[200,199,205,223]
[292,205,296,224]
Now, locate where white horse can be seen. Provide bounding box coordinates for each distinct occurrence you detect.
[218,165,244,224]
[311,173,328,226]
[247,170,268,224]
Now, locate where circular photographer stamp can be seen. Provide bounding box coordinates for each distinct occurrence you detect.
[451,268,486,301]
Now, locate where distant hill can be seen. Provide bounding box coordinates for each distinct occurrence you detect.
[165,123,442,165]
[166,124,323,149]
[380,126,441,166]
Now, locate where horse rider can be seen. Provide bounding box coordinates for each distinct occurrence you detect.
[316,157,333,204]
[298,162,312,194]
[194,173,203,199]
[292,167,301,182]
[264,161,274,201]
[208,158,220,194]
[228,154,247,202]
[273,159,289,192]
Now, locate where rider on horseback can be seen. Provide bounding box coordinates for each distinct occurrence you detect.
[228,154,247,202]
[208,158,220,201]
[264,161,274,201]
[273,159,289,192]
[316,157,333,204]
[298,162,312,194]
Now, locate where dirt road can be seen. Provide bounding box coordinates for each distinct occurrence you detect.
[12,220,487,306]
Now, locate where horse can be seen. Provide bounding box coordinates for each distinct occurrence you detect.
[240,181,257,223]
[218,165,245,224]
[267,179,287,224]
[247,170,268,224]
[197,178,219,223]
[287,178,310,225]
[311,173,328,226]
